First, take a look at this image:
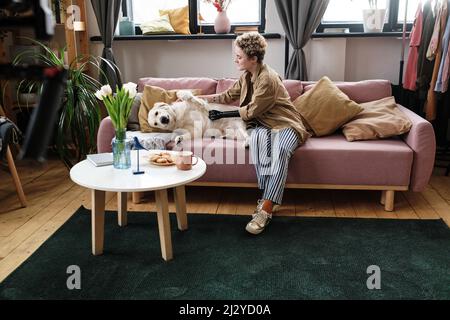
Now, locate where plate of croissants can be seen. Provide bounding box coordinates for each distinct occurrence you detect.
[148,152,175,166]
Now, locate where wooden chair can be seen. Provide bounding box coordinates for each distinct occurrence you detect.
[3,145,27,207]
[1,106,27,207]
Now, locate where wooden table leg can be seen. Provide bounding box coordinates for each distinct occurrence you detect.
[173,185,188,231]
[118,192,127,226]
[91,189,105,255]
[155,188,173,261]
[132,192,142,204]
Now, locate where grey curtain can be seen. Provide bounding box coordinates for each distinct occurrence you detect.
[91,0,122,89]
[275,0,329,80]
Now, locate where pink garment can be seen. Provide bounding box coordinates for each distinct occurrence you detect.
[443,47,450,92]
[426,1,444,60]
[404,3,424,91]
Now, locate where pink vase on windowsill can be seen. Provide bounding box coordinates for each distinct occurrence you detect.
[214,10,231,34]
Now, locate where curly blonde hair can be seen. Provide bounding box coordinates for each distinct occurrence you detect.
[235,32,267,63]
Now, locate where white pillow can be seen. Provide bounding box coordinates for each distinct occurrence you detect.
[126,131,173,150]
[140,14,175,34]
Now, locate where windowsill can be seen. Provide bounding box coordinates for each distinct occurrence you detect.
[311,32,410,38]
[90,33,281,41]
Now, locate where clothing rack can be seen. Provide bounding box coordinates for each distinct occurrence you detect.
[400,0,450,175]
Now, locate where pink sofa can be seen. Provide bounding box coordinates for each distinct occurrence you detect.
[97,77,436,211]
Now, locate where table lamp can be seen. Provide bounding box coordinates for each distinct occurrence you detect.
[133,137,145,175]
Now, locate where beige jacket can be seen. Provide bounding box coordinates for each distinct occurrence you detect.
[217,63,311,143]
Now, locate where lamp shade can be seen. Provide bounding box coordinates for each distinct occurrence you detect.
[73,21,85,31]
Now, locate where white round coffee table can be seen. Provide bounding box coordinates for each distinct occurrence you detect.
[70,150,206,261]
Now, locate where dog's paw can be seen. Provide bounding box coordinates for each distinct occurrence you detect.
[195,97,208,108]
[176,90,194,101]
[174,135,184,145]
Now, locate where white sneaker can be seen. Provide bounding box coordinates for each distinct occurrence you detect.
[245,209,272,235]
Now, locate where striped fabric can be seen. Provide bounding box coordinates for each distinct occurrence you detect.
[250,125,300,205]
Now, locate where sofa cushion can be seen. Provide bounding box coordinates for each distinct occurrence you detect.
[178,134,412,187]
[303,79,392,103]
[127,131,173,150]
[342,96,413,141]
[293,76,363,137]
[215,78,302,103]
[138,85,202,133]
[282,80,303,101]
[138,77,217,94]
[127,92,143,131]
[288,134,413,186]
[216,79,240,106]
[139,14,175,34]
[159,5,190,35]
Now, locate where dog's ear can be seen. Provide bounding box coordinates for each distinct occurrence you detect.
[153,102,168,109]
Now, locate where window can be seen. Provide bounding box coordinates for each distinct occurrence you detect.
[316,0,422,33]
[122,0,266,34]
[127,0,188,25]
[322,0,389,23]
[397,0,421,23]
[197,0,261,25]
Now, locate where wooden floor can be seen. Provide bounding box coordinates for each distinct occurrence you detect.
[0,158,449,282]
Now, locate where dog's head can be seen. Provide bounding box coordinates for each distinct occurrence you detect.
[147,102,177,131]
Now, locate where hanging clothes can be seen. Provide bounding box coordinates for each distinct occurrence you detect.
[417,1,437,100]
[442,45,450,91]
[435,5,450,92]
[427,0,446,60]
[404,1,424,91]
[425,0,449,120]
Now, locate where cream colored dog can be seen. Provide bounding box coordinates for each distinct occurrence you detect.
[147,90,249,146]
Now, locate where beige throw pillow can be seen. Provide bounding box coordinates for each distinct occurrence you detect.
[127,92,143,131]
[341,96,412,141]
[159,6,191,35]
[140,14,175,34]
[138,85,202,133]
[293,76,364,137]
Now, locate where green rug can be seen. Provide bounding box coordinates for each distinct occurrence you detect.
[1,206,449,300]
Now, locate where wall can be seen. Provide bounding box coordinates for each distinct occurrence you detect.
[87,1,409,84]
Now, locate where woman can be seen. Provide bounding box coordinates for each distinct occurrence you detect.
[200,32,310,235]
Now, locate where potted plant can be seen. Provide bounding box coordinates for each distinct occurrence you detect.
[362,0,386,33]
[16,80,39,106]
[13,38,108,168]
[95,82,137,169]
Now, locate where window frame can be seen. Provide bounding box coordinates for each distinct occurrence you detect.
[316,0,414,34]
[123,0,266,35]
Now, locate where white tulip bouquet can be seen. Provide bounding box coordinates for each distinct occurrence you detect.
[95,82,137,131]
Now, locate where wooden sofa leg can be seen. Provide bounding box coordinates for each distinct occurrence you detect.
[384,190,395,212]
[380,191,386,205]
[132,192,142,204]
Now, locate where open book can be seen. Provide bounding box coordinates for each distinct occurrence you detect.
[87,153,113,167]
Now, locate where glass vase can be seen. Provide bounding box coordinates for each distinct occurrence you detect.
[112,129,132,169]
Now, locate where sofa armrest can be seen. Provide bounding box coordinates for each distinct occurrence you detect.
[398,105,436,192]
[97,116,115,153]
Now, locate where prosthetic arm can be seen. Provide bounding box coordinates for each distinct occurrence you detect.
[208,110,241,121]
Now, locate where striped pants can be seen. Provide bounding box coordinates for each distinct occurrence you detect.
[250,126,300,205]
